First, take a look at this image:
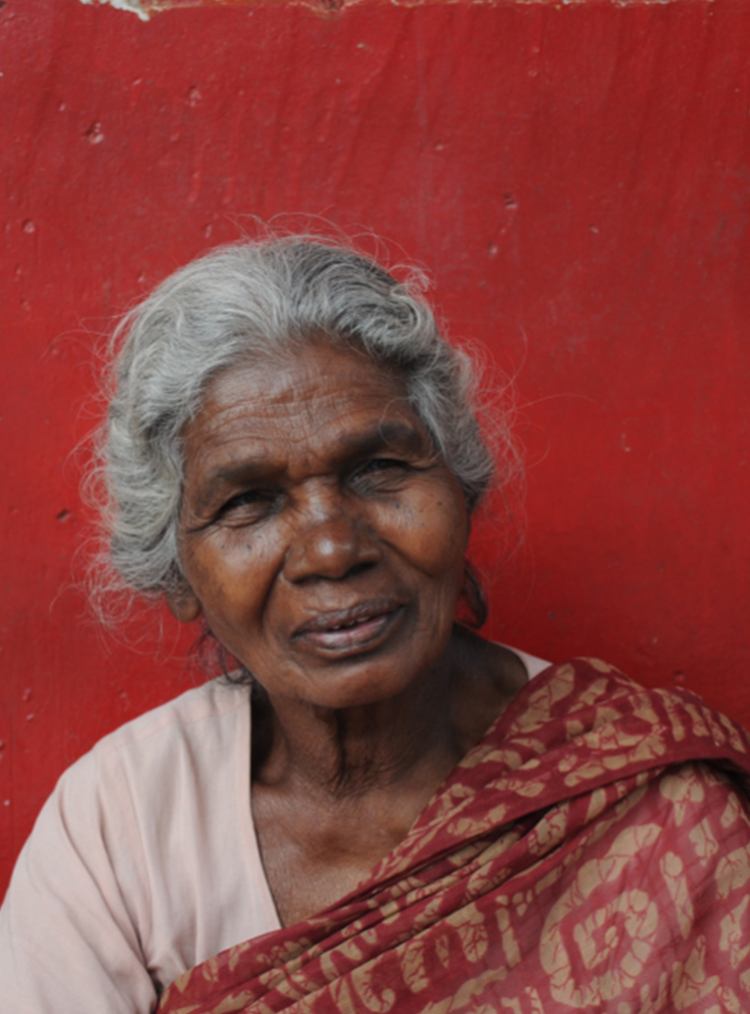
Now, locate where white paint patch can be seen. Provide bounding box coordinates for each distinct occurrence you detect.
[79,0,150,20]
[77,0,708,15]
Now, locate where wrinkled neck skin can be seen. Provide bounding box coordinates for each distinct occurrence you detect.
[251,626,526,803]
[248,626,527,927]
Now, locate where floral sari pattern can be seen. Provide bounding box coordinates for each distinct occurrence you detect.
[157,659,750,1013]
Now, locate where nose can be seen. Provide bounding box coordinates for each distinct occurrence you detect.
[283,493,382,583]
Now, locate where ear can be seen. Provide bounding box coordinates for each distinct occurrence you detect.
[166,588,202,623]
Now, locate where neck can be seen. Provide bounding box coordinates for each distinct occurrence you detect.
[253,652,463,801]
[251,628,528,803]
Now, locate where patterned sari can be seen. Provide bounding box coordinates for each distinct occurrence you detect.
[157,659,750,1013]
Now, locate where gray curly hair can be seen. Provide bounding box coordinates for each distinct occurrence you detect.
[91,236,516,622]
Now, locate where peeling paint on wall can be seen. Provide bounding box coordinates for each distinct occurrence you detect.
[77,0,716,21]
[79,0,150,19]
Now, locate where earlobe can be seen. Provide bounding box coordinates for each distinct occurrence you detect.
[166,589,203,623]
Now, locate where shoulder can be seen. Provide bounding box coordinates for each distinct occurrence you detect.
[455,657,750,836]
[65,678,249,792]
[509,657,750,764]
[0,678,259,1007]
[44,678,251,870]
[88,677,249,759]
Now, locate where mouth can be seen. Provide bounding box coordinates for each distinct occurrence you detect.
[293,599,404,654]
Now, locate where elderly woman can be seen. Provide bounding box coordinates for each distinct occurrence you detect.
[2,238,750,1013]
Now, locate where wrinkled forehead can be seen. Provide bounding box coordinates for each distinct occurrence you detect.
[194,331,404,421]
[180,336,437,484]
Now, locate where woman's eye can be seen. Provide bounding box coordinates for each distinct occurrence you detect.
[217,490,275,523]
[365,457,411,474]
[352,458,411,489]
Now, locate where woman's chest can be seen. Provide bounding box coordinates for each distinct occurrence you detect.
[250,786,418,927]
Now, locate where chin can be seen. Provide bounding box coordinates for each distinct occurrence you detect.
[302,657,439,712]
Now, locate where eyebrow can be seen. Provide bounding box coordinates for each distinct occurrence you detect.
[190,420,431,511]
[336,420,429,459]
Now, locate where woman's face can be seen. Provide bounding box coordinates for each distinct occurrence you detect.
[173,339,470,710]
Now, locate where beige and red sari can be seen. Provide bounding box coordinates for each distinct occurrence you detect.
[158,659,750,1013]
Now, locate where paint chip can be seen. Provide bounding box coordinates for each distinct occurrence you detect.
[79,0,150,20]
[85,121,105,144]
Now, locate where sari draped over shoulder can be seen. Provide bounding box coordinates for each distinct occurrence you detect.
[157,659,750,1014]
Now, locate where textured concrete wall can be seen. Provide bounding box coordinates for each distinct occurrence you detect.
[2,0,749,894]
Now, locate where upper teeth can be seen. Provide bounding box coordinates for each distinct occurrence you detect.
[330,618,361,631]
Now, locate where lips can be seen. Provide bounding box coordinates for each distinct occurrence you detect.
[293,599,404,654]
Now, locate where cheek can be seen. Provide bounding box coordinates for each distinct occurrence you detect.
[181,535,278,627]
[384,483,469,579]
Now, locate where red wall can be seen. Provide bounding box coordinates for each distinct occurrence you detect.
[2,0,750,897]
